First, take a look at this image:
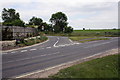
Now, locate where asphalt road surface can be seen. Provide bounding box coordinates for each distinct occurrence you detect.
[2,36,119,78]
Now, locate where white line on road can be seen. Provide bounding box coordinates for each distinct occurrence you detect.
[46,47,51,49]
[3,52,60,64]
[53,37,59,47]
[84,41,113,48]
[53,42,80,48]
[30,49,37,51]
[74,43,80,44]
[69,39,73,43]
[52,52,59,54]
[11,51,18,53]
[40,54,46,56]
[21,50,27,52]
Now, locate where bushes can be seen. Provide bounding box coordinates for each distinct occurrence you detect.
[16,35,48,46]
[64,26,73,33]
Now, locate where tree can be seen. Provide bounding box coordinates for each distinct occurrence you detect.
[83,28,85,30]
[29,16,43,31]
[50,12,68,33]
[11,19,25,27]
[2,8,25,26]
[2,8,20,22]
[64,26,73,33]
[42,22,48,31]
[29,16,43,26]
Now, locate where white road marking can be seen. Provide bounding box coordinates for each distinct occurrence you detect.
[40,54,46,56]
[69,39,73,43]
[52,52,59,54]
[30,49,37,51]
[74,43,80,44]
[21,50,27,52]
[53,37,81,48]
[46,47,51,49]
[53,37,59,47]
[3,52,60,64]
[54,42,80,48]
[11,51,17,53]
[84,41,114,48]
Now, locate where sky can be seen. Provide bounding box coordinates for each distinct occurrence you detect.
[0,0,119,30]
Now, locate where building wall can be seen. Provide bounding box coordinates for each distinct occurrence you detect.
[0,26,38,39]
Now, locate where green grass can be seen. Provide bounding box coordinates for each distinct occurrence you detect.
[50,54,119,78]
[71,29,120,37]
[69,37,109,43]
[69,36,94,41]
[46,29,120,37]
[79,38,109,43]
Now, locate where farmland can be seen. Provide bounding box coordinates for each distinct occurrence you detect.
[46,29,120,37]
[71,29,120,37]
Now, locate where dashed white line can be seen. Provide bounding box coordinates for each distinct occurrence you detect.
[52,52,59,54]
[21,50,27,52]
[40,54,46,56]
[30,49,37,51]
[4,52,60,64]
[11,51,17,53]
[46,47,51,49]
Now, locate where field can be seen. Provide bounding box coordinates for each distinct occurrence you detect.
[46,29,120,37]
[71,29,120,37]
[50,54,119,78]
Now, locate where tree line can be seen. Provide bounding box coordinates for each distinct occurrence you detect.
[2,8,73,33]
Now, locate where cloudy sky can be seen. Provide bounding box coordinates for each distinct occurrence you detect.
[0,0,119,29]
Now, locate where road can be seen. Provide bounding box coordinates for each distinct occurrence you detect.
[2,36,119,78]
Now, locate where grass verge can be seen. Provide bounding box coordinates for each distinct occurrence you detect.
[50,54,119,78]
[69,37,109,43]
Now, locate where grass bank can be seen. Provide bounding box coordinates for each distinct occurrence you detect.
[69,36,109,43]
[50,54,119,78]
